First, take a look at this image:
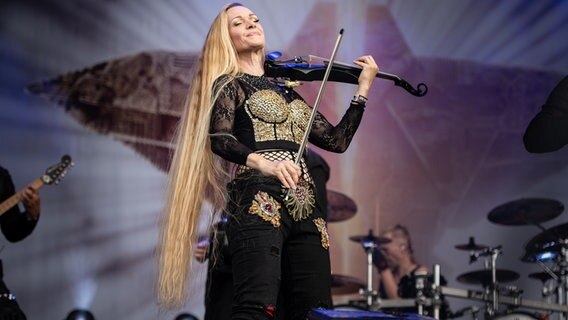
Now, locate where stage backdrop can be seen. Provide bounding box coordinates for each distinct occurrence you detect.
[1,0,568,319]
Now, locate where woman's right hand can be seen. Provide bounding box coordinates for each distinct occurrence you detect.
[247,154,301,189]
[194,244,209,263]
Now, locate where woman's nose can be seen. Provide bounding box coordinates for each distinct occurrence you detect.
[246,20,256,29]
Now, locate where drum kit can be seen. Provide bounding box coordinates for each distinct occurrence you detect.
[326,193,568,320]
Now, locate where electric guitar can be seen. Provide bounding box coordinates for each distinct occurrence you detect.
[0,155,73,216]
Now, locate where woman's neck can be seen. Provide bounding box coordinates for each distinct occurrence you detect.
[238,50,264,76]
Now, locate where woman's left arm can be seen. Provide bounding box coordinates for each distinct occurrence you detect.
[308,55,378,153]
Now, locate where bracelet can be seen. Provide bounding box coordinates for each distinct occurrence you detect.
[0,293,16,300]
[351,94,368,106]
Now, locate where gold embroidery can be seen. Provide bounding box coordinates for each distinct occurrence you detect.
[313,218,330,249]
[249,191,281,227]
[283,179,315,221]
[289,99,311,136]
[245,90,311,144]
[246,90,289,123]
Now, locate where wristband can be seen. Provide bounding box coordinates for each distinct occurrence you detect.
[352,94,368,106]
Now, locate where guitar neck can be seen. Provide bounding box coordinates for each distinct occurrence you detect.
[0,177,44,216]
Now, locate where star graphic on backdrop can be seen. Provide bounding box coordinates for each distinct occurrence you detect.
[26,3,566,228]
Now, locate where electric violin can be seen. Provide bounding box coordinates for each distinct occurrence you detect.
[264,51,428,97]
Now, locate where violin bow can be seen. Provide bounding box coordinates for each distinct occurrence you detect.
[285,28,344,201]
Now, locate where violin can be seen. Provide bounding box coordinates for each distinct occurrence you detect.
[264,51,428,97]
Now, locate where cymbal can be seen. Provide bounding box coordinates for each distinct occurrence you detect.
[457,269,520,286]
[529,271,558,283]
[331,274,365,295]
[522,222,568,263]
[327,190,357,222]
[349,229,391,245]
[455,237,489,251]
[487,198,564,226]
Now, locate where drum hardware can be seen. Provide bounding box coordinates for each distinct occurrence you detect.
[440,286,568,313]
[529,271,557,301]
[464,245,506,317]
[415,270,429,316]
[433,264,442,320]
[535,262,560,282]
[451,306,481,320]
[455,237,489,252]
[523,223,568,320]
[371,298,420,310]
[350,229,391,309]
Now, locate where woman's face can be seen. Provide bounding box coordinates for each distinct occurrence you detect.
[380,232,403,266]
[226,6,265,54]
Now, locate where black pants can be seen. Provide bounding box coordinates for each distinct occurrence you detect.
[0,261,26,320]
[227,177,332,320]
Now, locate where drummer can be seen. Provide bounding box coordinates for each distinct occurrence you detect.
[373,224,451,318]
[373,224,428,298]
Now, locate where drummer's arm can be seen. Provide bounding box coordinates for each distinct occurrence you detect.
[379,269,400,299]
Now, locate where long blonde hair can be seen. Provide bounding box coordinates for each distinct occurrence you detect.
[157,3,243,308]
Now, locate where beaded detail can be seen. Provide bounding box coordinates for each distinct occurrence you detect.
[249,191,281,227]
[241,74,311,144]
[313,218,330,249]
[283,179,315,221]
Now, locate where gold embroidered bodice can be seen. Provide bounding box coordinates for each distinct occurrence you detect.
[209,73,366,167]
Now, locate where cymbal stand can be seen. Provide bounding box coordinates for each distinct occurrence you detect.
[558,239,568,320]
[360,239,378,310]
[490,246,502,316]
[414,270,428,316]
[433,264,441,320]
[470,245,502,317]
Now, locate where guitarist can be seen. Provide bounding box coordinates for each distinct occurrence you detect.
[0,165,41,320]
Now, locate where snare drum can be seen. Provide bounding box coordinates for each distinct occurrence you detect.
[492,311,538,320]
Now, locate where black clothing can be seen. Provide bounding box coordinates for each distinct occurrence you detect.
[204,150,330,320]
[524,76,568,153]
[209,73,363,319]
[0,167,38,242]
[306,149,330,221]
[0,166,35,320]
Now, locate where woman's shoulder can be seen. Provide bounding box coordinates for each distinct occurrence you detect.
[212,74,244,97]
[213,74,238,88]
[415,265,428,273]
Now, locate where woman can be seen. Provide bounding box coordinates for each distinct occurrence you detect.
[158,3,378,319]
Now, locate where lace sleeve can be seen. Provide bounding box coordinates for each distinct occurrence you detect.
[209,77,253,165]
[308,102,365,153]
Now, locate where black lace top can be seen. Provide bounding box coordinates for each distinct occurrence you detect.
[209,73,365,165]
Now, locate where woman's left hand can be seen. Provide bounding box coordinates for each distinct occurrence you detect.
[353,55,379,97]
[23,186,40,220]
